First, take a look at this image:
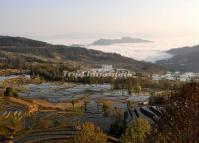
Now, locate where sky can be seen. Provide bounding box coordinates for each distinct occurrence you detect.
[1,0,199,41]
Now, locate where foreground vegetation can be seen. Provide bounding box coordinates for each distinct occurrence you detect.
[70,82,199,143]
[72,122,107,143]
[0,67,198,143]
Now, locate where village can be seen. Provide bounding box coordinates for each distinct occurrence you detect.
[64,64,199,82]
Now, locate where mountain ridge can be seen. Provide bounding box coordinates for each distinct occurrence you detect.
[157,45,199,72]
[0,36,164,73]
[91,37,152,45]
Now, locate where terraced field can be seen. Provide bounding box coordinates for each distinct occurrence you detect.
[0,75,156,143]
[15,127,76,143]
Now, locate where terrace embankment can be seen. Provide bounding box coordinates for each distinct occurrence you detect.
[1,75,43,89]
[31,98,83,111]
[8,96,83,112]
[7,96,39,112]
[0,69,28,76]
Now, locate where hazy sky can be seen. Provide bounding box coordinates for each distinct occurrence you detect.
[1,0,199,40]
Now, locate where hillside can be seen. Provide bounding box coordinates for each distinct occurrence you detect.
[0,36,48,47]
[157,45,199,72]
[0,36,164,73]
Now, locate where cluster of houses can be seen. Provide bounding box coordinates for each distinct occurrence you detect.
[64,65,136,79]
[63,64,199,82]
[152,72,199,81]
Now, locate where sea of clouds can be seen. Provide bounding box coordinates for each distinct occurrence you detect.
[86,43,172,63]
[47,36,199,63]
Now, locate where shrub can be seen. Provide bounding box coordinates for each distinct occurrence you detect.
[127,100,134,109]
[72,122,107,143]
[102,100,112,117]
[120,118,151,143]
[4,87,18,97]
[110,121,125,135]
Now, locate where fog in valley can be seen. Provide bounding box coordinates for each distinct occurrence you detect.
[47,36,199,62]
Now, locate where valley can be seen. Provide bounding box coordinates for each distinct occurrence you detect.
[0,36,199,143]
[0,68,176,143]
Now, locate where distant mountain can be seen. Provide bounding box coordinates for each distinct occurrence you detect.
[157,45,199,72]
[0,36,164,73]
[91,37,152,45]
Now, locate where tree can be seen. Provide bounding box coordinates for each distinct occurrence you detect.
[71,99,77,111]
[72,122,107,143]
[127,100,134,109]
[4,87,18,97]
[154,82,199,143]
[110,107,125,135]
[84,99,90,112]
[102,100,112,117]
[112,107,123,121]
[133,85,142,95]
[120,118,151,143]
